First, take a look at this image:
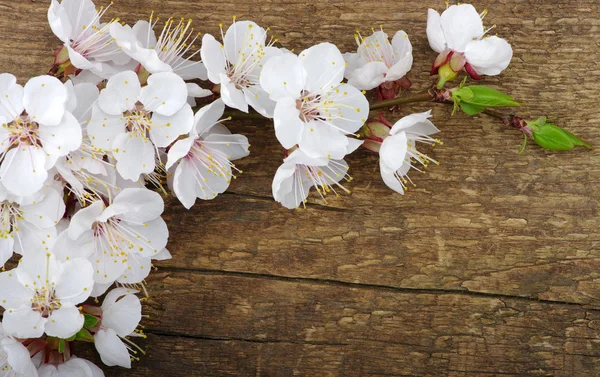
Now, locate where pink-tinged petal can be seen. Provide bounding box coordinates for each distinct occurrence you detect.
[440,4,484,52]
[299,43,345,93]
[260,54,307,101]
[449,52,467,72]
[273,97,304,149]
[94,328,131,368]
[45,305,85,338]
[98,71,141,116]
[0,146,47,197]
[464,62,482,80]
[431,50,452,75]
[426,9,446,53]
[23,76,67,126]
[464,36,513,76]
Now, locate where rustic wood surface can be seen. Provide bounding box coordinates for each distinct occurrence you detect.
[2,0,600,375]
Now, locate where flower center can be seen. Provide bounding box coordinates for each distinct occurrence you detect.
[149,14,202,71]
[124,105,152,137]
[4,115,41,148]
[0,201,21,238]
[70,3,120,60]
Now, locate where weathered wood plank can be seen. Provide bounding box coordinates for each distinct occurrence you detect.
[80,271,600,376]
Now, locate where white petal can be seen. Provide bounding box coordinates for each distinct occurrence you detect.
[440,4,484,52]
[71,83,100,122]
[259,54,306,101]
[20,187,65,229]
[380,162,405,195]
[389,110,439,136]
[204,133,250,161]
[347,61,388,90]
[152,248,172,261]
[13,222,56,255]
[88,104,127,151]
[166,137,194,170]
[140,72,188,116]
[3,338,37,375]
[2,306,46,338]
[98,71,141,116]
[464,36,513,76]
[343,52,366,78]
[0,238,14,268]
[224,21,266,64]
[132,20,157,48]
[149,104,194,148]
[0,146,47,197]
[39,112,82,157]
[116,254,151,284]
[426,9,446,53]
[194,99,225,136]
[220,74,249,112]
[200,34,227,84]
[272,162,304,209]
[48,0,72,43]
[113,133,156,181]
[90,282,112,298]
[0,271,33,309]
[284,148,328,166]
[298,43,345,93]
[111,23,172,74]
[94,328,131,368]
[244,85,276,118]
[322,83,369,133]
[379,131,408,172]
[16,252,59,288]
[100,187,163,224]
[102,289,141,336]
[55,258,94,305]
[45,305,84,338]
[387,31,413,81]
[23,76,67,126]
[0,74,24,119]
[346,138,364,154]
[69,200,104,239]
[90,247,127,285]
[299,120,349,159]
[186,83,212,98]
[121,218,169,258]
[273,97,304,149]
[172,57,208,81]
[172,162,198,209]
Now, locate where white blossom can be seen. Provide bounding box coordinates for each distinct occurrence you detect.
[344,29,413,90]
[260,43,369,159]
[38,357,104,377]
[0,252,94,339]
[201,20,280,117]
[427,4,512,79]
[379,111,441,194]
[0,324,38,377]
[166,99,249,208]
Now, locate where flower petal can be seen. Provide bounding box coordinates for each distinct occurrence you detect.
[113,133,156,181]
[3,338,37,375]
[464,36,513,76]
[0,146,47,197]
[45,305,84,338]
[259,54,306,101]
[272,162,304,209]
[273,97,304,149]
[116,254,151,284]
[68,200,104,239]
[299,43,345,93]
[55,258,94,305]
[321,83,369,134]
[23,76,67,126]
[111,22,172,74]
[244,85,276,118]
[94,328,131,368]
[379,131,408,172]
[440,4,484,52]
[21,187,65,229]
[0,74,24,120]
[39,112,82,157]
[426,9,446,53]
[102,289,141,336]
[98,71,141,116]
[0,271,33,309]
[220,74,249,113]
[347,61,389,90]
[140,72,188,116]
[200,34,227,84]
[299,120,349,159]
[224,21,267,65]
[166,137,194,170]
[389,110,439,136]
[204,133,250,161]
[149,104,194,148]
[2,306,46,339]
[88,104,127,151]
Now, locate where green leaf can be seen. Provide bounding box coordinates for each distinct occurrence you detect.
[83,314,99,328]
[74,328,95,343]
[451,87,474,102]
[462,86,520,108]
[58,339,65,353]
[564,129,593,150]
[459,102,485,115]
[532,123,575,150]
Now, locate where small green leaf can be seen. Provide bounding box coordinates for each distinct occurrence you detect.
[463,86,520,108]
[564,129,593,150]
[532,123,575,150]
[452,87,474,102]
[519,133,528,153]
[58,339,65,354]
[65,334,76,342]
[83,314,99,329]
[74,328,95,343]
[459,101,485,115]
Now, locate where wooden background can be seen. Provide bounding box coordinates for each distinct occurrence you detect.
[4,0,600,375]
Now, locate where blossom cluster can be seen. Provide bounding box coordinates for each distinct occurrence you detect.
[0,0,520,375]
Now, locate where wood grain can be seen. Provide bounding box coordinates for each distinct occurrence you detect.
[1,0,599,375]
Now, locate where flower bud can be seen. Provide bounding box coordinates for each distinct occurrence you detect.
[359,115,393,152]
[527,117,592,151]
[436,63,459,89]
